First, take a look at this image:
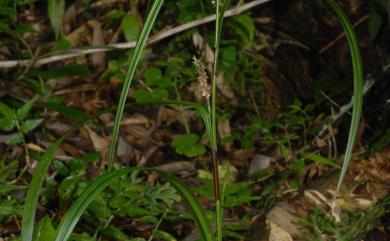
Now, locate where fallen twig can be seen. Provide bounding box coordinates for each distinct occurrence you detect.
[319,14,369,54]
[0,0,271,69]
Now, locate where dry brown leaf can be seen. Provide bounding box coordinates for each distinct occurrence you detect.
[267,203,299,237]
[350,0,361,13]
[216,74,236,100]
[85,126,109,152]
[192,31,214,66]
[107,114,150,127]
[248,154,272,175]
[124,125,154,145]
[66,20,94,47]
[217,118,232,151]
[90,20,106,72]
[156,161,195,173]
[85,126,109,167]
[26,143,45,153]
[116,135,132,163]
[192,31,236,101]
[63,4,77,34]
[267,220,293,241]
[26,143,73,161]
[91,0,126,9]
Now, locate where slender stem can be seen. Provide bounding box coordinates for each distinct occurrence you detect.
[147,211,168,241]
[212,150,220,200]
[211,0,221,200]
[212,1,223,241]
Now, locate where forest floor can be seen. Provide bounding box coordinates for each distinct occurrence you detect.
[0,0,389,240]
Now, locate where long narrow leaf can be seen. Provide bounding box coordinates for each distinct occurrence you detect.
[108,0,165,171]
[327,1,364,194]
[48,0,65,40]
[21,138,64,241]
[54,168,213,241]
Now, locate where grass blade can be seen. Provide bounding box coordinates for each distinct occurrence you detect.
[54,168,213,241]
[108,0,165,172]
[21,138,64,241]
[327,1,364,194]
[48,0,65,39]
[157,170,214,241]
[54,168,131,241]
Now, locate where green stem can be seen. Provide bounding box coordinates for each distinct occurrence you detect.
[211,0,225,240]
[147,211,167,241]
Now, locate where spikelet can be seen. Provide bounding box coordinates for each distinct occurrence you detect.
[192,56,211,99]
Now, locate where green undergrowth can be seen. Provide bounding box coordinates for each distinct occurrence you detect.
[300,197,390,241]
[0,0,386,241]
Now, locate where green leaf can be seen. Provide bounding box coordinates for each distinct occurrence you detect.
[0,199,21,218]
[121,14,140,41]
[370,128,390,153]
[34,216,56,241]
[154,230,177,241]
[32,64,92,79]
[121,205,153,216]
[108,0,165,171]
[0,7,15,16]
[52,36,72,51]
[294,159,305,176]
[22,139,64,241]
[133,89,168,103]
[16,97,37,121]
[68,158,87,171]
[88,195,112,218]
[368,4,384,41]
[305,153,341,169]
[327,1,364,194]
[0,184,25,195]
[58,175,83,204]
[54,168,213,241]
[0,102,14,119]
[220,46,237,76]
[145,67,162,84]
[101,225,132,241]
[290,180,299,189]
[6,134,23,144]
[230,14,255,48]
[69,233,95,241]
[0,117,15,131]
[144,67,170,87]
[44,103,90,122]
[20,118,43,133]
[48,0,65,39]
[105,9,126,21]
[52,160,69,176]
[171,134,206,158]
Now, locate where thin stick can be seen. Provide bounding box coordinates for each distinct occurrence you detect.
[0,0,271,69]
[319,14,368,54]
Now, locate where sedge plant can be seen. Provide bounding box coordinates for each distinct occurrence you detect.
[21,0,225,240]
[20,0,363,241]
[325,0,364,217]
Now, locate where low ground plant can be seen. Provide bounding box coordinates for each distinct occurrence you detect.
[0,0,365,240]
